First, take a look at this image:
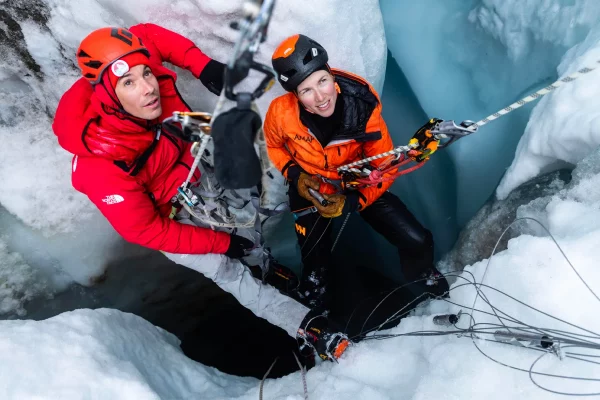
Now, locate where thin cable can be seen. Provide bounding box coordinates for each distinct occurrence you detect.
[566,352,600,359]
[448,273,600,344]
[529,348,600,396]
[519,217,600,303]
[291,351,309,400]
[301,218,332,261]
[471,336,600,381]
[469,216,600,345]
[470,282,600,339]
[259,357,278,400]
[358,280,431,338]
[330,212,351,252]
[356,272,600,345]
[349,275,600,395]
[445,273,546,334]
[565,354,600,366]
[300,215,323,252]
[469,218,520,332]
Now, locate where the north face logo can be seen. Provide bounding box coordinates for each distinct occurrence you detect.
[102,195,125,205]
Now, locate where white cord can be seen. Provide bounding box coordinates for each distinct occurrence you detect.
[338,59,600,173]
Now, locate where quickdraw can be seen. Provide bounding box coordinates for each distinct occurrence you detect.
[341,152,426,190]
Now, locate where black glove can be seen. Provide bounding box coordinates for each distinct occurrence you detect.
[224,234,254,259]
[286,164,302,188]
[342,191,360,214]
[199,59,226,95]
[409,118,443,162]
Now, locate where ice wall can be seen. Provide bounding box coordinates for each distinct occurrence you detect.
[497,25,600,198]
[379,0,600,225]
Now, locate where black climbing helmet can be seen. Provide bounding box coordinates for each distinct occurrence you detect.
[271,34,329,92]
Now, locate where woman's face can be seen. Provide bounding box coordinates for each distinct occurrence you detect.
[296,70,337,117]
[114,64,162,120]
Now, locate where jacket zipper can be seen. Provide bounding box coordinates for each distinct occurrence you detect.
[299,127,354,171]
[162,130,182,153]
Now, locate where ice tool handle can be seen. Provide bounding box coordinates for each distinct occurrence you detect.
[308,188,329,206]
[224,0,277,106]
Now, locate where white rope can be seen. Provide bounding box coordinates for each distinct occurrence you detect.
[338,59,600,173]
[469,60,600,131]
[183,134,210,187]
[338,144,415,171]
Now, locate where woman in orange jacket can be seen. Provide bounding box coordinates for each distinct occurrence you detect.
[264,34,449,311]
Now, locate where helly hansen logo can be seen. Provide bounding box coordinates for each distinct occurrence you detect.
[294,134,313,143]
[295,223,306,236]
[102,195,125,205]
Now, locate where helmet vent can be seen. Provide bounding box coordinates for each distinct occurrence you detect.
[120,29,133,39]
[302,50,313,65]
[84,60,103,69]
[282,69,297,80]
[110,28,133,46]
[77,49,91,58]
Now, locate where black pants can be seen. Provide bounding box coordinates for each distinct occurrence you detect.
[290,186,435,308]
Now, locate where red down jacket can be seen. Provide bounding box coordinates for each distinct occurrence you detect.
[52,23,230,254]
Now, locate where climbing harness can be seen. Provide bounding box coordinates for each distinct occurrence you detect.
[162,0,284,280]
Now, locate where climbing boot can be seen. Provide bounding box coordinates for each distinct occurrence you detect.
[297,309,351,362]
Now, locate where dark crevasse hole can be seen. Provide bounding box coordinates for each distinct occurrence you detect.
[17,248,425,379]
[19,252,303,379]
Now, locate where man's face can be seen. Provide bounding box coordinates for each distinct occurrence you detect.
[296,70,337,117]
[114,64,162,120]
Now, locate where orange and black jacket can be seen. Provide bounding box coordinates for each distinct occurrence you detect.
[264,69,394,210]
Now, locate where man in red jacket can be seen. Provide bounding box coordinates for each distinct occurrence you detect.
[54,22,317,351]
[53,24,254,258]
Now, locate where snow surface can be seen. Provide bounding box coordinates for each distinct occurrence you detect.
[0,308,257,399]
[2,0,600,398]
